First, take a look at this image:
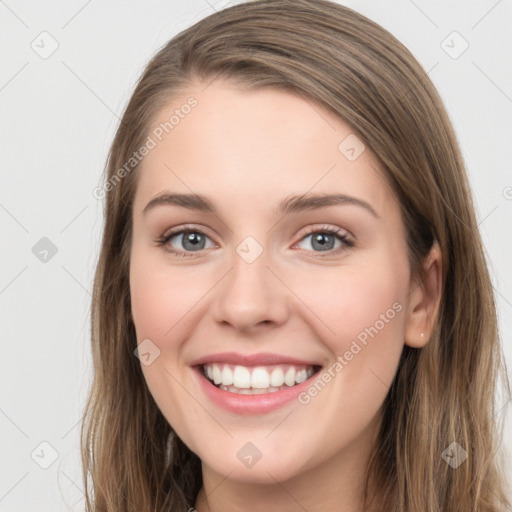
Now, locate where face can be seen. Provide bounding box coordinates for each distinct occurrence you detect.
[129,79,415,484]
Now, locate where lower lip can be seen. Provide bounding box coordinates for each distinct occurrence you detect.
[193,367,319,415]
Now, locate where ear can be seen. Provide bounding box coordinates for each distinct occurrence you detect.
[404,240,443,348]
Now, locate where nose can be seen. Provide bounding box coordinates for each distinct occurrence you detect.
[212,245,290,333]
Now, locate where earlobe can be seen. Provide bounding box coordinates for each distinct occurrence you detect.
[404,240,443,348]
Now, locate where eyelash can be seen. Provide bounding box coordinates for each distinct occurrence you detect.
[154,224,355,258]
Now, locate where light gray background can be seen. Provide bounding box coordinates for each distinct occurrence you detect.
[1,0,511,510]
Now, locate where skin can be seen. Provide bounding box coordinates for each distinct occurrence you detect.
[129,79,442,512]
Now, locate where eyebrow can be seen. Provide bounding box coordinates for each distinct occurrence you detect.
[142,192,379,218]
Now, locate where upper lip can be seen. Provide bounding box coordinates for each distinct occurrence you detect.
[190,352,322,367]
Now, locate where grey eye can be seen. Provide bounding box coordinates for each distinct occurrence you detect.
[169,231,213,251]
[297,232,342,252]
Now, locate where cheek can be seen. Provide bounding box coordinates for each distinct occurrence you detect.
[287,255,408,405]
[290,262,406,347]
[129,254,208,439]
[130,252,208,341]
[288,265,406,453]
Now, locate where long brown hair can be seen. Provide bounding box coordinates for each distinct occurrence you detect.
[81,1,511,510]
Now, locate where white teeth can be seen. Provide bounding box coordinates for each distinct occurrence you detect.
[220,384,238,393]
[212,364,222,385]
[284,367,296,386]
[219,384,294,394]
[251,367,270,389]
[270,367,285,387]
[233,365,251,388]
[221,366,233,386]
[295,368,307,384]
[203,362,317,393]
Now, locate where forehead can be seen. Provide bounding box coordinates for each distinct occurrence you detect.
[133,79,395,218]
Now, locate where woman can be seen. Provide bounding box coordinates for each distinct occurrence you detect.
[81,1,510,510]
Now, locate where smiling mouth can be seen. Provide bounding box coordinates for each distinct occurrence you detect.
[201,363,321,395]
